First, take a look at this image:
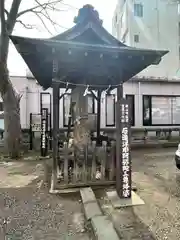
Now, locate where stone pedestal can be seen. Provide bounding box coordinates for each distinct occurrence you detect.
[106,190,145,208]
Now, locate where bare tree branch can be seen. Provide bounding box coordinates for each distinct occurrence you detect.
[0,0,6,33]
[0,0,22,61]
[0,0,71,157]
[32,8,68,32]
[17,0,62,18]
[60,2,78,10]
[17,93,23,104]
[0,0,7,60]
[6,0,22,34]
[0,0,5,27]
[35,0,67,12]
[4,9,9,19]
[33,11,53,35]
[15,0,74,33]
[16,20,34,29]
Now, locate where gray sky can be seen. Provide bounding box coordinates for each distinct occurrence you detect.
[8,0,117,76]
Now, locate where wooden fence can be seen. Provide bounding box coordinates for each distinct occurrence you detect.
[57,141,116,189]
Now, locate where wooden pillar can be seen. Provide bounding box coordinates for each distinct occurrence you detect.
[57,88,60,129]
[116,83,123,195]
[51,80,59,191]
[96,90,101,146]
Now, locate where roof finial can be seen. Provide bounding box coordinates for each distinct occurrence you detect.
[74,4,103,25]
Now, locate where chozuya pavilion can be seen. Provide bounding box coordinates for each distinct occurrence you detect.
[10,4,168,196]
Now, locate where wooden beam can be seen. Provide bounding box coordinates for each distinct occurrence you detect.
[96,90,102,146]
[55,180,116,190]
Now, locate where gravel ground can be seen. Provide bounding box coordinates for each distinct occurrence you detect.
[1,148,179,240]
[0,161,91,240]
[132,148,180,240]
[96,148,180,240]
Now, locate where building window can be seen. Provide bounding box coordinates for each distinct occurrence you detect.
[151,97,171,125]
[0,102,3,112]
[134,34,139,43]
[105,94,115,127]
[40,92,51,114]
[143,95,151,126]
[172,97,180,124]
[134,3,143,17]
[40,92,51,130]
[143,95,180,126]
[126,95,135,126]
[88,94,95,114]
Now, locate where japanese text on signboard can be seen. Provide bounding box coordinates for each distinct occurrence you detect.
[41,108,48,156]
[41,119,46,149]
[31,115,41,132]
[121,102,131,198]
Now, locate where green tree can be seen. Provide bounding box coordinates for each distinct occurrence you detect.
[0,0,64,158]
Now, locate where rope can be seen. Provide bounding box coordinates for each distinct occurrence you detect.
[57,79,122,89]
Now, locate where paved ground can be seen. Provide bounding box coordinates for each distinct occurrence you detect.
[0,161,91,240]
[97,148,180,240]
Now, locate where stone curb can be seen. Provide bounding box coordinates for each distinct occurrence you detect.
[91,215,119,240]
[80,187,119,240]
[132,141,178,149]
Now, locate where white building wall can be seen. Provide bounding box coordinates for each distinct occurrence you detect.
[124,80,180,127]
[10,76,42,129]
[10,76,29,129]
[112,0,179,79]
[8,76,180,129]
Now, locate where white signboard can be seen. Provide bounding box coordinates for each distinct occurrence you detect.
[31,115,41,132]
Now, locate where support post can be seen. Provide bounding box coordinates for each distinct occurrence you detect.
[51,81,59,191]
[116,84,123,196]
[107,91,142,206]
[29,113,33,150]
[49,94,52,150]
[49,113,52,150]
[57,88,60,131]
[96,90,102,146]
